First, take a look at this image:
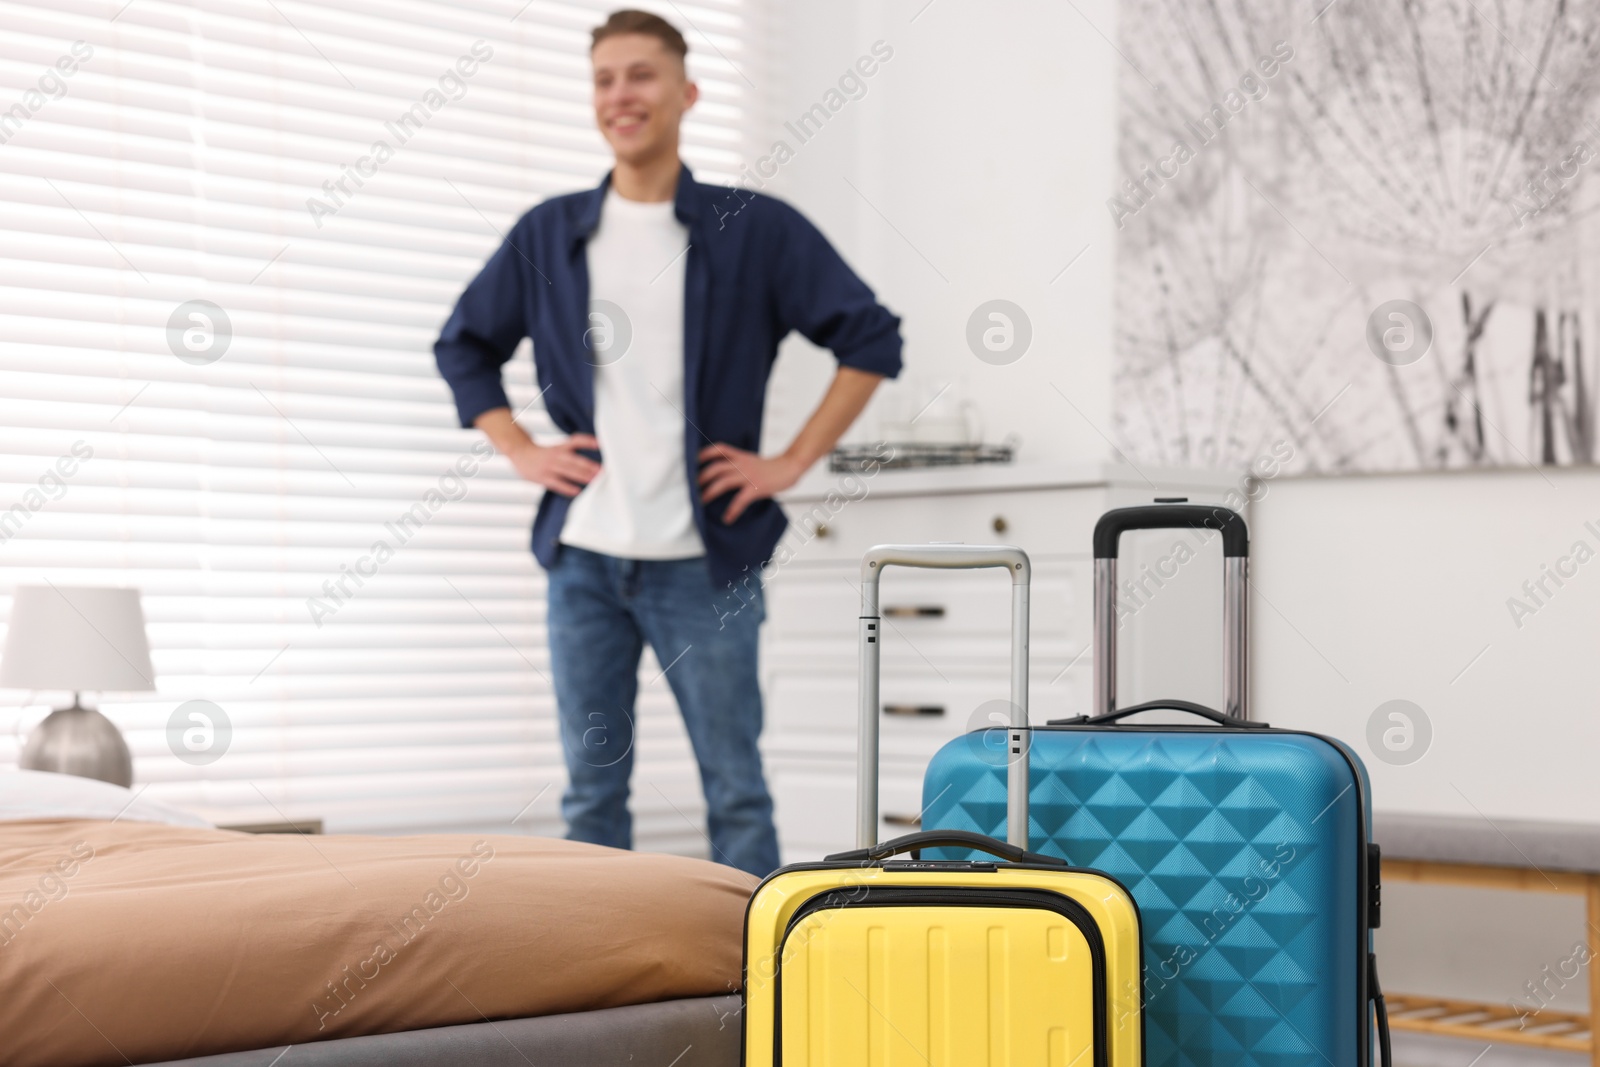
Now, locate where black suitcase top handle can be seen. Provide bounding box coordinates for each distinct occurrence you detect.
[825,829,1065,867]
[1049,698,1270,729]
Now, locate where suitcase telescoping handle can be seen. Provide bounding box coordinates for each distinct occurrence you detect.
[858,544,1030,850]
[1092,503,1250,720]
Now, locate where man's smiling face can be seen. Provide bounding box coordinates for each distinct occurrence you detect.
[591,33,697,169]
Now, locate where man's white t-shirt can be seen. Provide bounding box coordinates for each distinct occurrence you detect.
[559,189,705,560]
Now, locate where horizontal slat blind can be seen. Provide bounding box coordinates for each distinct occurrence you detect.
[0,0,770,845]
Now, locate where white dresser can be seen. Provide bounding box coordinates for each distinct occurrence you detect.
[760,462,1243,863]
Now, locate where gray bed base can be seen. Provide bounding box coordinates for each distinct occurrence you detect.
[140,994,743,1067]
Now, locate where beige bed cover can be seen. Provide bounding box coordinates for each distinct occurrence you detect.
[0,819,757,1067]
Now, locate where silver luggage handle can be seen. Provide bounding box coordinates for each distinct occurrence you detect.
[1091,503,1250,720]
[857,544,1031,850]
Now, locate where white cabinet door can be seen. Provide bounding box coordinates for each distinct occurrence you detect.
[764,560,1089,666]
[764,666,1091,763]
[766,760,854,862]
[766,757,927,864]
[777,486,1106,564]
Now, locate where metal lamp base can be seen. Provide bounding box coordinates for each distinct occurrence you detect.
[19,704,134,788]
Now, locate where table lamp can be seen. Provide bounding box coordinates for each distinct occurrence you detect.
[2,585,155,787]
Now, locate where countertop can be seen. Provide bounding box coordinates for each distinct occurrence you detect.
[781,459,1244,502]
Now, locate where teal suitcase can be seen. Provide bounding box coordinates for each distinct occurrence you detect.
[919,504,1392,1067]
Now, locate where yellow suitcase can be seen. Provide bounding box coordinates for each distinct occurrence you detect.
[743,545,1144,1067]
[744,829,1144,1066]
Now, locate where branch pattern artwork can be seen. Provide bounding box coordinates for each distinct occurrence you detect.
[1112,0,1600,472]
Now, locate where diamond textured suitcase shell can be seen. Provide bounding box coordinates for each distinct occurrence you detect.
[923,725,1373,1067]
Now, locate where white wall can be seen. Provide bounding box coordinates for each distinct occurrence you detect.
[1252,468,1600,1024]
[758,0,1119,467]
[1251,467,1600,822]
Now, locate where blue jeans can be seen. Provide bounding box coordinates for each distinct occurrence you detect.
[545,545,780,877]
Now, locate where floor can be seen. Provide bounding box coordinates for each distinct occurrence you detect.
[1394,1031,1587,1067]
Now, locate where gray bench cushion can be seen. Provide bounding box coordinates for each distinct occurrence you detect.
[1375,812,1600,874]
[140,995,742,1067]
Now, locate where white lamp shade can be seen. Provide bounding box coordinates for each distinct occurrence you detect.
[1,586,155,693]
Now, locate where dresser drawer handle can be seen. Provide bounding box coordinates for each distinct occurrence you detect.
[883,704,945,717]
[883,813,923,828]
[883,605,945,618]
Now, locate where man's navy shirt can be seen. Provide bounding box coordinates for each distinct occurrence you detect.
[433,164,904,587]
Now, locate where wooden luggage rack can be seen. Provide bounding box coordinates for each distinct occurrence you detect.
[1380,815,1600,1063]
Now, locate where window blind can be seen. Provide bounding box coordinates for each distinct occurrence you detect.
[0,0,771,845]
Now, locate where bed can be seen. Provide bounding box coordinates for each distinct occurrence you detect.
[0,772,755,1067]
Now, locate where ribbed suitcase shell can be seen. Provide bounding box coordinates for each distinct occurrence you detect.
[743,861,1145,1067]
[922,726,1374,1067]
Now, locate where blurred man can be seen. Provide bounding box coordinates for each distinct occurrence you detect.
[434,10,901,876]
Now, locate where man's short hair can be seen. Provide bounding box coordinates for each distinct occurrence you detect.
[591,10,688,61]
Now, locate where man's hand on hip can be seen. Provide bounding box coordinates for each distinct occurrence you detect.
[697,444,803,524]
[512,434,602,497]
[694,367,885,524]
[473,408,601,498]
